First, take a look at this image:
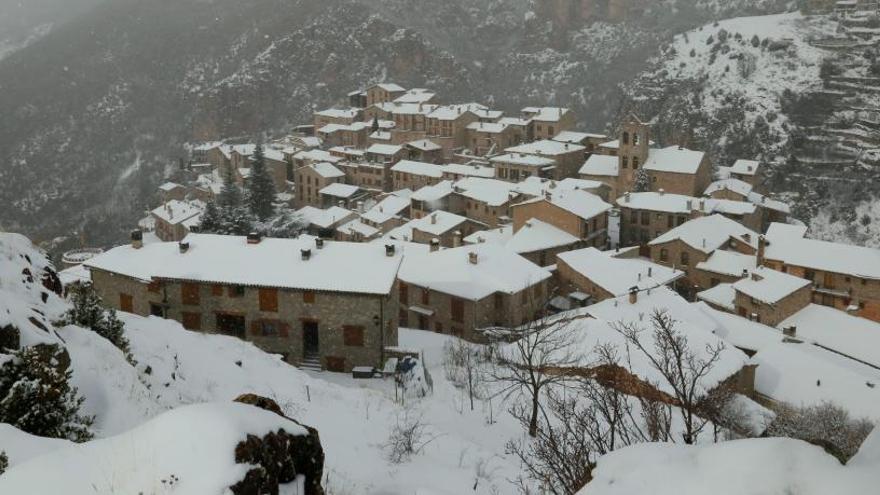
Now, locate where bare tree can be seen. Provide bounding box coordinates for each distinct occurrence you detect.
[443,339,486,411]
[490,311,581,437]
[612,309,731,444]
[383,408,439,464]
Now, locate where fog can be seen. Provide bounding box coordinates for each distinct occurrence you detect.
[0,0,102,38]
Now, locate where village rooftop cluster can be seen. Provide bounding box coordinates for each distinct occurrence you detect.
[69,82,880,418]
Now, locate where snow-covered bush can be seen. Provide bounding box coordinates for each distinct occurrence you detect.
[765,402,875,462]
[0,451,7,475]
[0,345,93,442]
[59,285,132,362]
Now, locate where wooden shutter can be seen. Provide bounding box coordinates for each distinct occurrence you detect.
[343,325,365,347]
[181,283,200,305]
[212,285,223,296]
[303,291,316,304]
[399,282,409,305]
[119,293,133,313]
[451,298,464,323]
[259,288,278,312]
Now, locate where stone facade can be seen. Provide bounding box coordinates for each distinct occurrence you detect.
[89,268,397,372]
[295,166,345,209]
[649,238,755,296]
[511,199,608,243]
[733,280,811,327]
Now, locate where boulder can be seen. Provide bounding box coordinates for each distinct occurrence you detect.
[231,394,325,495]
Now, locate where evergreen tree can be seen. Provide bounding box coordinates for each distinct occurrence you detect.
[199,199,222,233]
[60,285,131,359]
[371,116,379,134]
[247,143,276,221]
[218,167,242,208]
[0,345,93,442]
[633,168,650,192]
[0,450,7,475]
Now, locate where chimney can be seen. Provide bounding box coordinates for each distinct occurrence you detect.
[385,244,396,257]
[301,248,312,261]
[131,230,143,249]
[783,326,797,338]
[357,200,365,213]
[544,190,552,201]
[699,199,705,211]
[316,238,325,250]
[453,230,462,248]
[647,267,653,277]
[686,199,693,210]
[468,251,478,265]
[338,200,345,208]
[741,233,752,243]
[637,272,642,281]
[751,272,763,282]
[178,241,190,254]
[628,287,638,305]
[757,235,766,266]
[624,192,631,203]
[247,232,262,244]
[658,188,665,196]
[741,269,749,278]
[702,238,706,249]
[430,238,440,252]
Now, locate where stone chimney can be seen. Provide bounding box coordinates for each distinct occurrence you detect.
[783,326,797,338]
[647,267,653,277]
[624,192,631,203]
[686,199,693,210]
[316,238,325,250]
[301,248,312,261]
[131,230,143,250]
[453,230,462,248]
[178,241,190,254]
[658,188,665,196]
[742,269,749,278]
[385,244,396,257]
[468,251,478,265]
[628,287,638,305]
[741,233,752,244]
[430,213,437,225]
[247,232,262,244]
[357,200,365,213]
[757,235,766,266]
[430,238,440,252]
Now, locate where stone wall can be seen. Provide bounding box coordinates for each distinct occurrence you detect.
[733,282,811,327]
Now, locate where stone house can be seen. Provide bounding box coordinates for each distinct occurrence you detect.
[425,105,481,156]
[553,131,608,156]
[504,218,581,267]
[397,244,552,341]
[497,117,532,145]
[441,163,496,182]
[408,210,487,248]
[348,89,367,108]
[84,234,403,372]
[511,189,612,249]
[295,206,357,238]
[732,267,812,326]
[404,139,444,164]
[503,140,587,179]
[337,161,389,192]
[389,103,434,144]
[158,182,187,203]
[312,108,362,134]
[466,122,517,156]
[365,143,407,167]
[151,200,204,242]
[642,146,712,197]
[451,177,524,228]
[556,247,684,304]
[763,223,880,322]
[394,88,437,105]
[646,215,759,297]
[316,122,369,150]
[295,162,346,208]
[521,107,575,141]
[319,183,372,210]
[292,149,344,170]
[360,194,412,233]
[490,153,557,182]
[579,154,621,199]
[703,178,790,232]
[617,192,761,247]
[728,159,762,187]
[409,181,455,219]
[391,160,446,191]
[694,250,758,290]
[366,83,406,107]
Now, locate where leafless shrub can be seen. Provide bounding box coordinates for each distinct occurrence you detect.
[765,401,875,463]
[384,409,439,464]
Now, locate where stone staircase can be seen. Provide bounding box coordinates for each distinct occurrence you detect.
[299,353,323,372]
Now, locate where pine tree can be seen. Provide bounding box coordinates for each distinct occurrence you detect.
[0,345,93,442]
[60,285,131,359]
[199,199,222,233]
[371,116,379,134]
[247,143,276,221]
[634,168,650,192]
[218,167,242,208]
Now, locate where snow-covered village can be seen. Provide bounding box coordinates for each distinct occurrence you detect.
[3,0,880,494]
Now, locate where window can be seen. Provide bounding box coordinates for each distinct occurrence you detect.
[680,251,690,266]
[622,156,629,169]
[667,215,673,228]
[399,282,409,305]
[259,288,278,312]
[229,285,245,298]
[149,303,165,317]
[451,298,464,323]
[660,248,669,262]
[182,312,201,330]
[421,288,430,305]
[212,285,223,296]
[118,293,133,312]
[303,291,316,304]
[622,132,630,145]
[631,210,639,224]
[804,270,816,282]
[181,283,200,305]
[147,281,160,293]
[343,325,365,346]
[641,211,650,226]
[633,133,640,145]
[259,320,278,337]
[632,157,639,169]
[435,322,444,333]
[548,126,554,136]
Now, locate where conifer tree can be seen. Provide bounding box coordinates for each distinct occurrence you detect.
[218,167,242,208]
[633,168,651,192]
[199,199,222,233]
[60,285,131,359]
[371,116,380,134]
[0,345,93,442]
[247,143,276,221]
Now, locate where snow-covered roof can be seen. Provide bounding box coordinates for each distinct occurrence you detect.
[732,266,811,305]
[579,154,619,177]
[599,139,620,149]
[307,162,345,179]
[369,131,391,141]
[366,143,404,156]
[336,219,380,238]
[464,225,514,246]
[466,122,508,133]
[697,282,736,311]
[391,103,438,116]
[704,178,754,197]
[295,207,353,230]
[406,139,442,151]
[453,177,521,206]
[648,215,758,253]
[764,223,880,280]
[752,341,880,419]
[85,234,401,294]
[319,182,360,199]
[328,146,366,159]
[553,131,605,143]
[747,192,791,214]
[558,247,685,296]
[505,219,579,255]
[644,146,705,174]
[294,149,342,164]
[442,163,495,178]
[696,250,757,277]
[505,139,585,156]
[393,88,435,104]
[317,122,369,134]
[427,103,483,121]
[398,244,551,300]
[516,188,611,222]
[489,153,556,168]
[512,176,605,198]
[409,210,470,236]
[361,195,411,224]
[410,181,454,202]
[498,117,531,127]
[392,160,445,178]
[695,302,784,353]
[158,182,183,192]
[150,200,204,226]
[779,304,880,369]
[731,159,760,176]
[521,106,569,122]
[314,107,360,119]
[621,192,757,217]
[370,82,405,92]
